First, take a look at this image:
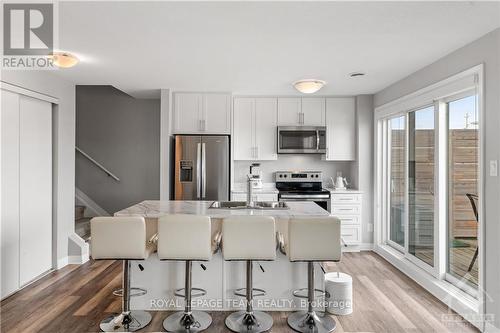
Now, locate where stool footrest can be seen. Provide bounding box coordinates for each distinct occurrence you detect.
[292,288,329,299]
[112,287,147,297]
[174,287,207,298]
[234,287,266,298]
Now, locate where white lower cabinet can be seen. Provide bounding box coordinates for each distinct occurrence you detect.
[231,193,278,202]
[330,191,362,247]
[1,89,53,299]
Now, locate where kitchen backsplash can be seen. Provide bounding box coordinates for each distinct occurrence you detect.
[233,155,353,187]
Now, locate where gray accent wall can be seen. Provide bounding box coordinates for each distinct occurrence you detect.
[374,28,500,329]
[76,85,160,214]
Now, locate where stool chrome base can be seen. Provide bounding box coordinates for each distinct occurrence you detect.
[225,310,273,333]
[287,311,336,333]
[99,310,152,332]
[163,311,212,332]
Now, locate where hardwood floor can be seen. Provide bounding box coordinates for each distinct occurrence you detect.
[1,252,478,333]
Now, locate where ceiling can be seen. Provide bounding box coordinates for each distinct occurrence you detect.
[55,1,500,98]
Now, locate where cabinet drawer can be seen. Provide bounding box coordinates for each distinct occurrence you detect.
[341,226,361,245]
[330,193,361,204]
[331,205,361,215]
[338,215,360,225]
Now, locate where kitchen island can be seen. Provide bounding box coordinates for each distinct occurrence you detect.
[114,200,330,311]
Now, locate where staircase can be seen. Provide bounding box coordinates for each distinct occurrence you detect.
[75,205,91,242]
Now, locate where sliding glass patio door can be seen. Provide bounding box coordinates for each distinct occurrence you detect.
[375,67,483,302]
[378,91,480,295]
[446,94,479,291]
[389,116,406,249]
[387,107,436,270]
[408,106,435,267]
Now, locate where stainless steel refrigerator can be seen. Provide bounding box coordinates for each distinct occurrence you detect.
[173,135,229,201]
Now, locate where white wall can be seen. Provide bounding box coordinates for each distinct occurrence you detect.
[1,70,79,267]
[374,28,500,330]
[233,157,353,186]
[351,95,374,245]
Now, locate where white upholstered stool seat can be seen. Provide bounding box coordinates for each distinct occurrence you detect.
[158,215,213,332]
[158,214,212,261]
[222,216,276,333]
[90,217,152,332]
[287,217,341,333]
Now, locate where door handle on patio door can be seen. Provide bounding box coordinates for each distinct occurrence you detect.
[202,142,206,199]
[197,143,202,199]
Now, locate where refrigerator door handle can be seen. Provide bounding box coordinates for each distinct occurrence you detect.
[202,142,206,198]
[197,142,202,199]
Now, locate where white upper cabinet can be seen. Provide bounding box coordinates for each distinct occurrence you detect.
[233,98,254,160]
[202,94,231,134]
[173,92,231,134]
[173,93,201,133]
[277,97,325,126]
[233,97,278,161]
[325,97,356,161]
[277,97,301,125]
[301,98,325,126]
[255,98,278,160]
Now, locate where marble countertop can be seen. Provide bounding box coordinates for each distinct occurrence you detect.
[115,200,329,218]
[231,183,279,194]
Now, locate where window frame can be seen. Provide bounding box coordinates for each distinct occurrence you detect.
[374,64,484,328]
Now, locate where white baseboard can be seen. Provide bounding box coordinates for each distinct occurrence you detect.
[56,254,89,269]
[342,243,373,252]
[75,187,110,217]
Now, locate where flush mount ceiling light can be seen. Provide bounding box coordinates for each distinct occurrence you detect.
[293,79,326,94]
[49,52,79,68]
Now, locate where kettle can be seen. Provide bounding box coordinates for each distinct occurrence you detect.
[332,173,349,190]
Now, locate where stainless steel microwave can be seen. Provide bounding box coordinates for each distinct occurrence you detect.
[277,126,326,154]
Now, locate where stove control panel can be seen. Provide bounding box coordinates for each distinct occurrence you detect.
[275,171,322,182]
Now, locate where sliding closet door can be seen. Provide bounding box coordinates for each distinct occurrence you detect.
[19,95,52,286]
[1,90,21,298]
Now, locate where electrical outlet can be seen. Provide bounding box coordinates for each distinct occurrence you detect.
[490,160,498,177]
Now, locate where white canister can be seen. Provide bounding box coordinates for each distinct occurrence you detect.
[324,272,353,315]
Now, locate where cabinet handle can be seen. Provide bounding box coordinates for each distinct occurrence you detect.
[256,146,259,159]
[201,119,206,131]
[199,119,203,131]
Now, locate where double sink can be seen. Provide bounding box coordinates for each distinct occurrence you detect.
[209,201,289,210]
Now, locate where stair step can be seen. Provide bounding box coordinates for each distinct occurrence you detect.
[75,205,86,220]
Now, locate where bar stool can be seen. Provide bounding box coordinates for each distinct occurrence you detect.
[287,217,341,333]
[222,216,276,333]
[158,214,213,332]
[90,217,153,332]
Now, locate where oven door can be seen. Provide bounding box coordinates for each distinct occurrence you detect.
[278,194,331,212]
[277,126,326,154]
